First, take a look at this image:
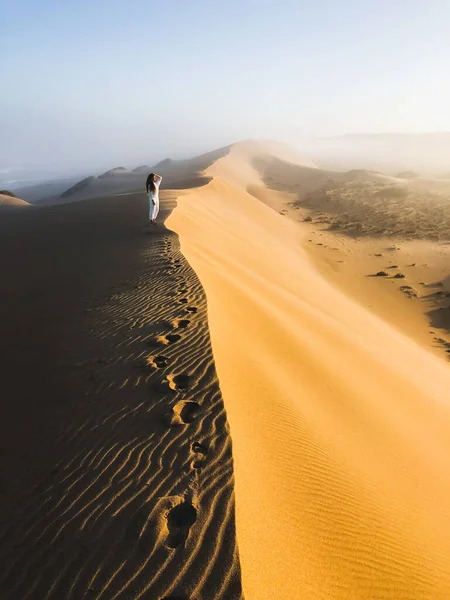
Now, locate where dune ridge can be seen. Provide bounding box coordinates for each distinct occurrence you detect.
[167,143,450,599]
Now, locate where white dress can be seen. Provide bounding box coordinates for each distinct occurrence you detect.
[149,175,162,220]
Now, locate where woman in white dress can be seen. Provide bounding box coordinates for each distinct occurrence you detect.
[145,172,162,224]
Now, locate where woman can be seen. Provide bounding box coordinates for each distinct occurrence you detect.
[146,172,163,224]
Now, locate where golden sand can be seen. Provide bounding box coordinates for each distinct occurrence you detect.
[168,143,450,599]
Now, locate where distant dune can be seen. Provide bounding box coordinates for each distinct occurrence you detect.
[12,177,84,204]
[256,155,450,240]
[396,170,420,179]
[60,175,96,198]
[131,165,150,173]
[342,168,384,181]
[98,166,129,179]
[0,192,29,207]
[154,158,173,168]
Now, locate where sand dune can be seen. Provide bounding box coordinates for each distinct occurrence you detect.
[60,175,97,198]
[2,138,450,599]
[250,149,450,354]
[98,166,130,178]
[0,192,30,207]
[168,141,450,599]
[256,156,450,240]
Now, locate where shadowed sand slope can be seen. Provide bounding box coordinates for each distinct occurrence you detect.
[167,151,450,598]
[0,191,242,598]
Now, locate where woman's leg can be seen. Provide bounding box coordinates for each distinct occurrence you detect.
[153,199,160,221]
[148,193,153,220]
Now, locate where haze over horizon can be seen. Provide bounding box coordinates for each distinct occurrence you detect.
[2,0,450,176]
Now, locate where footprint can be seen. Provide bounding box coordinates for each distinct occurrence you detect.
[166,501,197,548]
[172,319,190,329]
[173,400,200,424]
[158,333,181,345]
[150,355,169,368]
[185,306,197,314]
[192,441,207,454]
[178,298,188,304]
[168,374,190,390]
[191,441,208,469]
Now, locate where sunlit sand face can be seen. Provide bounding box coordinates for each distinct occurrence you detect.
[168,140,450,599]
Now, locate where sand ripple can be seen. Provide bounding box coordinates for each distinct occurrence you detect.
[0,226,242,599]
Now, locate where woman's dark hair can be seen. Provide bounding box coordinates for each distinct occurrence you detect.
[148,172,156,193]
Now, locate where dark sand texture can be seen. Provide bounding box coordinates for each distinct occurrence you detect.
[0,187,242,599]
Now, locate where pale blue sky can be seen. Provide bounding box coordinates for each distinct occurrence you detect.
[1,0,450,174]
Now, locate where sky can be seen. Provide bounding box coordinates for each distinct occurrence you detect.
[2,0,450,176]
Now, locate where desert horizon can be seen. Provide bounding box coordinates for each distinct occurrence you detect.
[5,129,450,199]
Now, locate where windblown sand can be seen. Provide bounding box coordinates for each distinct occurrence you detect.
[168,142,450,599]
